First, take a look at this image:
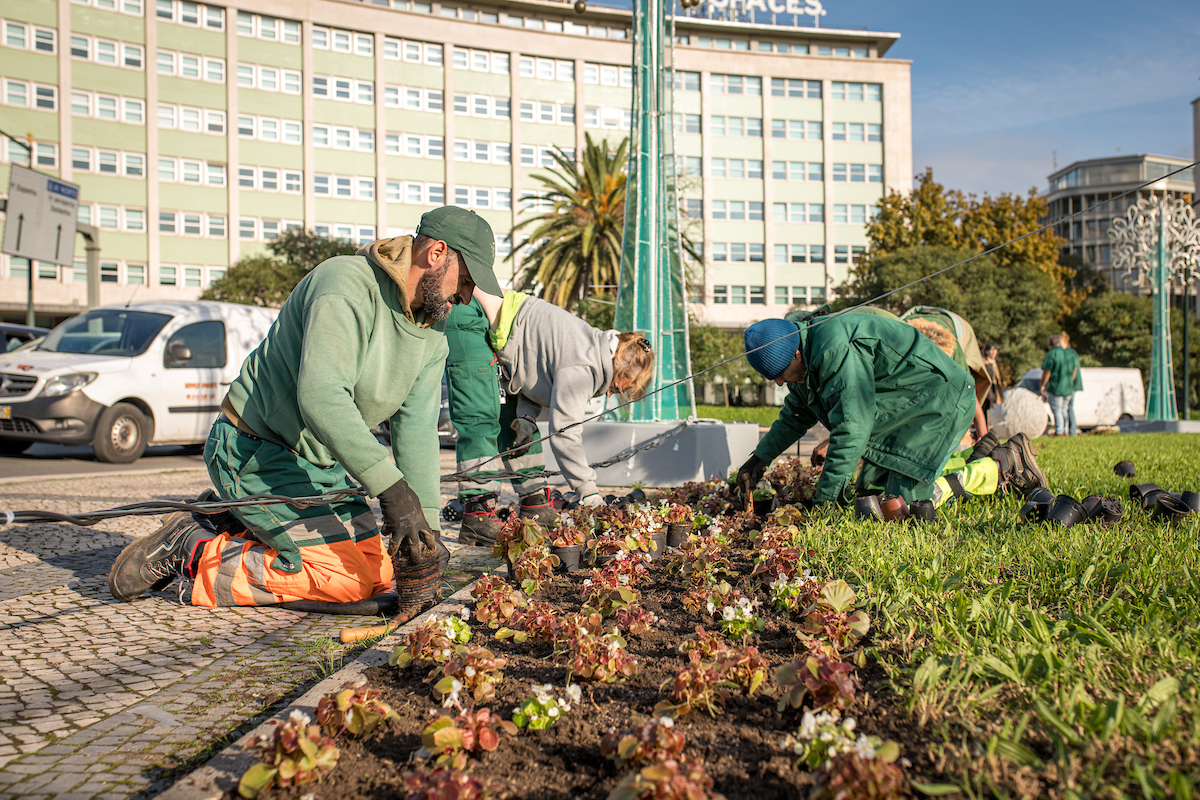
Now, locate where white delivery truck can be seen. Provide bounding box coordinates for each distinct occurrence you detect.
[0,301,278,462]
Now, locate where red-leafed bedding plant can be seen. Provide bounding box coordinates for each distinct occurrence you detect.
[234,459,928,800]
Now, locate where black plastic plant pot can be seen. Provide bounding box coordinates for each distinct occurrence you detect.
[1045,495,1087,528]
[667,524,690,549]
[1083,495,1123,524]
[908,500,937,522]
[854,495,882,520]
[647,531,667,560]
[1140,490,1167,512]
[1025,487,1055,505]
[752,497,775,517]
[1152,493,1192,524]
[1183,491,1200,513]
[1129,483,1162,506]
[1113,460,1136,479]
[1019,500,1050,523]
[551,545,581,574]
[627,488,647,503]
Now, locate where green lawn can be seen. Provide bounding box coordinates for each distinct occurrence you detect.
[695,404,781,427]
[792,433,1200,798]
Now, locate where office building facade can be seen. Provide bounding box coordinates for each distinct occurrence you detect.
[0,0,911,328]
[1045,154,1195,293]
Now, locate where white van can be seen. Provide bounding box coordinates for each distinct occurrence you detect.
[0,301,278,462]
[1010,367,1145,430]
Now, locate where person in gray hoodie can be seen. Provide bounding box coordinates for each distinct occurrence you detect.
[452,289,655,541]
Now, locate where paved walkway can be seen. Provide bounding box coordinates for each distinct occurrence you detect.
[0,453,502,800]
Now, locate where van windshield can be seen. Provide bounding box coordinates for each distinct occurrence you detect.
[39,310,172,357]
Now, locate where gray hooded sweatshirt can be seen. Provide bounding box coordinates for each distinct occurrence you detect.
[496,296,617,499]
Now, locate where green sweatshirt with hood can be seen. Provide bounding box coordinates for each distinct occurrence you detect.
[223,236,447,528]
[755,310,976,505]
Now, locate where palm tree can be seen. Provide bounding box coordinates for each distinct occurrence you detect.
[509,133,628,312]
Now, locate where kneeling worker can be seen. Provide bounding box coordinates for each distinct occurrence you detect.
[109,207,504,607]
[736,310,1047,508]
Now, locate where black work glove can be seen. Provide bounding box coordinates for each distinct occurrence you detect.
[378,479,437,566]
[736,454,766,510]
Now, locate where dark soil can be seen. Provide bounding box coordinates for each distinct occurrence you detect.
[249,544,930,800]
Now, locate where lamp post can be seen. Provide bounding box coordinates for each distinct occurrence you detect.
[611,0,695,422]
[1109,190,1200,420]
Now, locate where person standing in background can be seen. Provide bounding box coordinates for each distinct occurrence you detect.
[1040,334,1079,436]
[1060,331,1083,436]
[981,342,1003,418]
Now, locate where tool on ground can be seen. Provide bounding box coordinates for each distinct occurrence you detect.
[339,605,422,644]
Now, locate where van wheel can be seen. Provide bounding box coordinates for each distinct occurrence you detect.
[1118,413,1133,422]
[93,403,147,463]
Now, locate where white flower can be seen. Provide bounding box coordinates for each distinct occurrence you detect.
[583,579,593,587]
[827,746,837,758]
[464,666,476,677]
[842,718,856,732]
[288,709,313,727]
[451,678,463,692]
[658,716,674,728]
[799,711,817,738]
[705,600,716,614]
[533,683,554,694]
[537,694,553,705]
[441,648,451,659]
[566,684,582,704]
[547,706,559,718]
[852,735,876,759]
[460,607,471,620]
[722,607,736,621]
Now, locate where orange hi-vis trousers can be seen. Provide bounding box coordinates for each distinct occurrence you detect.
[192,416,394,608]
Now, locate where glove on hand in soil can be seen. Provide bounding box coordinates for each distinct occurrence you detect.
[509,416,538,456]
[736,453,766,509]
[378,478,436,565]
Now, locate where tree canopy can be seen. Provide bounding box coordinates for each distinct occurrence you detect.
[201,229,357,307]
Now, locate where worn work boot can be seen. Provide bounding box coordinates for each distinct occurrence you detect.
[966,431,999,463]
[108,513,212,602]
[990,433,1048,496]
[518,487,560,526]
[459,492,503,546]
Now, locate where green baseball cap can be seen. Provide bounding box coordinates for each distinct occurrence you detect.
[415,206,504,298]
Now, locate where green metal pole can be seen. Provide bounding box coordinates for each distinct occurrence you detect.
[613,0,695,422]
[1183,280,1191,420]
[1148,197,1178,420]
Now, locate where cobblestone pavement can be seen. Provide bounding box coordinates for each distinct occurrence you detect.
[0,452,505,800]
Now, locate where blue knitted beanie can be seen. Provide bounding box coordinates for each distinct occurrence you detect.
[744,318,801,380]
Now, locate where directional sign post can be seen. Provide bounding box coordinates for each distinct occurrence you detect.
[3,164,79,265]
[2,164,80,325]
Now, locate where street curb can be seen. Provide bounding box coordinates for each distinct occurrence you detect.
[155,580,480,800]
[0,467,207,486]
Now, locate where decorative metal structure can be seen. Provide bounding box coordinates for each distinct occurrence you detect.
[612,0,695,421]
[1109,194,1200,420]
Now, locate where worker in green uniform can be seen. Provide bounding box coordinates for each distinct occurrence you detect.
[900,305,992,440]
[735,310,1047,508]
[1040,334,1080,436]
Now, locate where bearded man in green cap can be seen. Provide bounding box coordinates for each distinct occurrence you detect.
[109,207,505,610]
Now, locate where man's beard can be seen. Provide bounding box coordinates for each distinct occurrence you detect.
[419,258,454,323]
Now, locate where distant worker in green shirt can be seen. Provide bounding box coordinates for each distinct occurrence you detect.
[108,207,504,612]
[735,310,1047,509]
[1040,333,1081,436]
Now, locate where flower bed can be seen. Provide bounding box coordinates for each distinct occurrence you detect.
[233,464,932,800]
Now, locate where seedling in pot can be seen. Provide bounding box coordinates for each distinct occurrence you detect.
[510,682,582,730]
[432,645,508,707]
[555,622,638,683]
[389,617,460,669]
[495,599,562,644]
[237,710,340,799]
[799,579,871,653]
[717,596,765,640]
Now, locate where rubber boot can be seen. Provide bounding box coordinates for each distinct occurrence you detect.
[460,492,504,546]
[518,487,560,526]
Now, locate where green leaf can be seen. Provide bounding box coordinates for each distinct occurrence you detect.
[819,579,857,613]
[1033,696,1081,745]
[910,781,962,796]
[980,655,1021,684]
[992,737,1044,769]
[875,740,900,763]
[1140,676,1180,708]
[237,764,277,799]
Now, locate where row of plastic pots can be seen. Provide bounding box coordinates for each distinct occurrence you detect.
[853,495,937,523]
[1020,485,1199,528]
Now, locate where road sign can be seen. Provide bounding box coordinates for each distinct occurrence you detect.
[2,164,80,266]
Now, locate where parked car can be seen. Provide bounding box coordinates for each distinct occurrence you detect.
[0,301,278,462]
[1010,367,1145,430]
[1,323,50,353]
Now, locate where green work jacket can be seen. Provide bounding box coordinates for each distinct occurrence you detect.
[755,311,977,504]
[1041,346,1077,397]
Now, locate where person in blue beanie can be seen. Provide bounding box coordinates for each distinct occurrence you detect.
[735,309,1047,508]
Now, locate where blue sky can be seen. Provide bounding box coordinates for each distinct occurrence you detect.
[815,0,1199,197]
